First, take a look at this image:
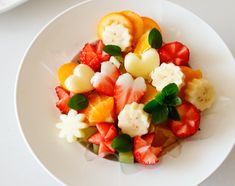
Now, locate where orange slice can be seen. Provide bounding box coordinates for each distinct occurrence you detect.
[142,16,161,33]
[141,83,158,104]
[134,30,151,55]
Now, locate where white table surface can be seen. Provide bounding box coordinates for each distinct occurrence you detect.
[0,0,234,185]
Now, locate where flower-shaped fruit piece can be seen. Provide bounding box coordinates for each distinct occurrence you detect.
[124,48,160,79]
[88,123,118,157]
[65,64,94,94]
[82,93,115,124]
[114,73,146,114]
[79,40,110,71]
[56,110,89,143]
[91,61,120,96]
[134,133,162,165]
[55,86,70,114]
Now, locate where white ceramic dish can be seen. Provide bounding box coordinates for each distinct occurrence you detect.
[0,0,27,13]
[15,0,235,185]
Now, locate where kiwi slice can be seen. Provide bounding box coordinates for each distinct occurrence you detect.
[118,151,134,164]
[79,127,97,142]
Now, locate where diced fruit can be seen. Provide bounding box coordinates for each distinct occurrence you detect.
[88,123,117,157]
[58,62,78,88]
[93,144,99,154]
[121,10,144,44]
[134,134,162,165]
[79,127,97,142]
[55,86,70,114]
[79,40,110,71]
[64,64,94,93]
[114,73,147,114]
[185,79,215,111]
[119,151,134,164]
[82,93,116,124]
[91,61,120,96]
[158,41,190,66]
[134,31,151,55]
[170,103,201,138]
[124,48,160,79]
[142,16,161,33]
[141,84,158,104]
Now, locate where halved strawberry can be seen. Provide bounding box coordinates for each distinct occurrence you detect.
[114,73,146,114]
[158,41,190,66]
[91,62,120,96]
[133,133,162,165]
[170,103,201,138]
[55,86,70,114]
[79,40,110,71]
[88,123,117,157]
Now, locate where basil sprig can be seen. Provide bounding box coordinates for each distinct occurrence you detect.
[67,94,88,110]
[148,28,163,49]
[103,45,122,56]
[144,83,181,124]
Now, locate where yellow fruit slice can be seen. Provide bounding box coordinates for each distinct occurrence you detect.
[97,12,133,39]
[58,62,78,88]
[121,10,144,44]
[134,31,151,55]
[142,16,161,33]
[141,83,158,103]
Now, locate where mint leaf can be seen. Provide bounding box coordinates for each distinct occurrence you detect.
[168,106,181,121]
[67,94,88,110]
[167,97,182,106]
[152,104,168,124]
[155,93,165,105]
[162,83,179,98]
[103,45,121,56]
[144,99,159,113]
[148,28,162,49]
[111,134,132,153]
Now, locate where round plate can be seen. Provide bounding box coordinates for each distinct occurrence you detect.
[15,0,235,185]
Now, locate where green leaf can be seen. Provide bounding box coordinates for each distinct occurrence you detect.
[144,99,159,113]
[162,83,179,98]
[166,97,182,106]
[155,93,165,105]
[111,134,132,153]
[152,104,168,124]
[148,28,163,49]
[67,94,88,110]
[103,45,122,56]
[168,106,181,121]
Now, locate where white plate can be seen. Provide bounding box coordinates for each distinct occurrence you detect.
[15,0,235,185]
[0,0,27,13]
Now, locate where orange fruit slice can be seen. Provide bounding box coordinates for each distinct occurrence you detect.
[121,10,144,44]
[82,93,115,125]
[134,30,151,55]
[141,83,158,104]
[142,16,161,33]
[58,62,78,88]
[97,12,133,39]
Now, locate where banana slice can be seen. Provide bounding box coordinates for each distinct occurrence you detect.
[118,102,150,137]
[185,79,215,111]
[151,63,185,91]
[102,23,132,51]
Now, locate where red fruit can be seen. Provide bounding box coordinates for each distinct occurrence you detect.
[158,41,190,66]
[79,40,110,71]
[91,62,120,96]
[170,103,201,138]
[114,73,146,114]
[55,86,70,114]
[133,134,162,165]
[88,123,117,157]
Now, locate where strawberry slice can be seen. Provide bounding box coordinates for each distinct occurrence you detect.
[134,133,162,165]
[170,103,201,138]
[91,62,120,96]
[55,86,70,114]
[79,40,110,71]
[114,73,146,114]
[88,123,117,157]
[158,41,190,66]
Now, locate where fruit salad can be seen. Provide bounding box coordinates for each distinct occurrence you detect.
[54,10,215,165]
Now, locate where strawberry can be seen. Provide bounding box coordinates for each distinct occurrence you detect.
[114,73,146,114]
[91,62,120,96]
[79,40,110,71]
[158,41,190,66]
[88,123,117,157]
[170,103,201,138]
[55,86,70,114]
[134,133,162,165]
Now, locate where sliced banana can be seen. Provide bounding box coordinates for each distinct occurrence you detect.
[118,102,150,137]
[185,78,215,111]
[151,63,185,91]
[102,23,132,51]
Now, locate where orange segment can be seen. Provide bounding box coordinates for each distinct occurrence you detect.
[58,62,78,88]
[179,66,203,99]
[82,93,115,125]
[97,12,133,39]
[142,16,161,33]
[141,84,158,104]
[121,10,144,44]
[134,31,151,55]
